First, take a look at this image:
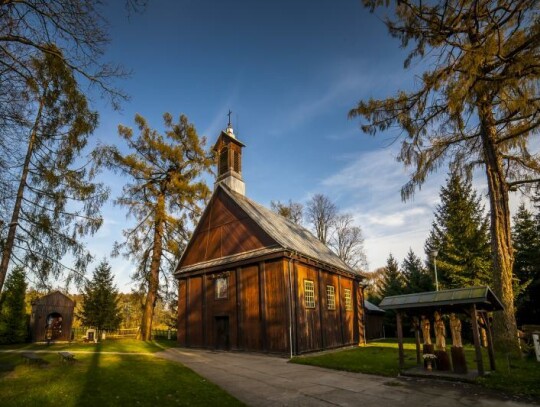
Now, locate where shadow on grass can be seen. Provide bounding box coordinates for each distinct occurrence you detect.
[77,342,102,407]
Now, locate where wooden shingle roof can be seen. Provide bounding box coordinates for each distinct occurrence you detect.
[176,184,358,276]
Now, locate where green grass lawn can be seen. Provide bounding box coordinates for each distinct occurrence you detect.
[0,340,243,407]
[0,338,175,353]
[291,339,540,398]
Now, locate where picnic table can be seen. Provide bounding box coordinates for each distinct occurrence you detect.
[58,351,75,362]
[21,352,44,365]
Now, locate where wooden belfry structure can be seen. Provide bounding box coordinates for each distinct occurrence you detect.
[379,286,504,376]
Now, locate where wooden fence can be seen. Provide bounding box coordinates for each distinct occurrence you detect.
[72,327,177,340]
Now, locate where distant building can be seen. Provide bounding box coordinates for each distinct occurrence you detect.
[364,300,385,340]
[175,123,366,355]
[30,291,75,342]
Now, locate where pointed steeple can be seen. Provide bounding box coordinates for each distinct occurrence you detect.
[213,116,246,195]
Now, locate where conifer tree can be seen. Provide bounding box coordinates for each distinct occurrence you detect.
[0,267,27,343]
[512,204,540,325]
[79,260,121,331]
[351,0,539,352]
[425,174,491,289]
[402,249,433,294]
[96,113,213,340]
[379,254,403,298]
[0,49,107,295]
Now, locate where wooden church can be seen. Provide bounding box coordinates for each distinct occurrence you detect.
[175,123,366,355]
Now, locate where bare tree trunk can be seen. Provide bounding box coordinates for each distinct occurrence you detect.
[139,192,165,341]
[479,102,520,355]
[0,100,44,296]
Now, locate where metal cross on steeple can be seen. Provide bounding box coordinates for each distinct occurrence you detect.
[227,109,232,127]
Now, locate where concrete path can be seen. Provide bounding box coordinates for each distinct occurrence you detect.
[156,348,536,407]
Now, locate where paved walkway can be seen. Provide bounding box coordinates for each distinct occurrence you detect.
[156,348,536,407]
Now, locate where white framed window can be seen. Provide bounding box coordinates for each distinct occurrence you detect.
[304,280,315,308]
[326,285,336,310]
[215,277,228,299]
[344,288,352,311]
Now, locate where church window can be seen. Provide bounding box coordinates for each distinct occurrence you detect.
[344,288,352,311]
[304,280,315,308]
[219,147,228,175]
[326,285,336,310]
[215,277,228,299]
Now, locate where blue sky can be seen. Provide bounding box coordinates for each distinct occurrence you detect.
[80,0,523,292]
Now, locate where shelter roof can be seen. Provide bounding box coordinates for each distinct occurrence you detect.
[364,300,385,314]
[378,286,503,313]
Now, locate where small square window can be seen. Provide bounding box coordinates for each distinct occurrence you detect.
[344,288,352,311]
[326,285,336,310]
[304,280,315,308]
[215,277,228,299]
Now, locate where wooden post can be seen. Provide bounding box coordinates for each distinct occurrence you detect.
[482,312,496,371]
[470,305,485,375]
[396,311,404,371]
[414,317,421,365]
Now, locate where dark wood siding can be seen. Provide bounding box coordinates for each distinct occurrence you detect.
[205,270,238,349]
[180,190,277,267]
[187,277,203,347]
[263,260,288,353]
[296,263,322,353]
[319,272,342,348]
[177,280,187,345]
[239,265,261,350]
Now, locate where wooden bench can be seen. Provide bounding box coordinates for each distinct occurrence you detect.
[21,352,44,365]
[58,352,75,362]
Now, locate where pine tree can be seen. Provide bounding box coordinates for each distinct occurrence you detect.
[0,49,108,294]
[96,113,213,340]
[350,0,539,353]
[79,260,121,331]
[379,254,403,299]
[0,267,27,343]
[425,174,491,289]
[402,249,433,294]
[512,204,540,325]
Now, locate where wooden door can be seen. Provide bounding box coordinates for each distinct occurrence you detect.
[215,316,230,350]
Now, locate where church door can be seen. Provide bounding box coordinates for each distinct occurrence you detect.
[215,316,230,350]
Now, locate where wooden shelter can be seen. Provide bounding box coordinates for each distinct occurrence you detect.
[30,291,75,342]
[379,286,504,376]
[175,124,366,355]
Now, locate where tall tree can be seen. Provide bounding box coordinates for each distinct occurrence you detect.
[306,194,337,245]
[424,174,491,289]
[512,203,540,325]
[402,249,433,294]
[351,0,539,352]
[0,49,107,294]
[270,200,304,224]
[329,213,368,271]
[379,254,404,299]
[79,260,121,331]
[0,267,27,343]
[97,113,213,340]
